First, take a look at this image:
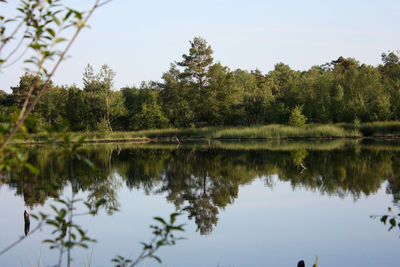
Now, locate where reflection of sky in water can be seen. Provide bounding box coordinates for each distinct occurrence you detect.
[0,175,398,267]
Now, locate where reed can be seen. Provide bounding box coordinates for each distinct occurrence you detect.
[14,121,400,144]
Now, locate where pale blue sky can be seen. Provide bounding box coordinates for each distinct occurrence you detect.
[1,0,399,91]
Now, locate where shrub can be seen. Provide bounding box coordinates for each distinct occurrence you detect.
[289,106,307,127]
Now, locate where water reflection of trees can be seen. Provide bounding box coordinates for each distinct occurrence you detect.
[4,144,400,234]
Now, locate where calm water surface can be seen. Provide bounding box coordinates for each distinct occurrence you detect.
[0,140,399,266]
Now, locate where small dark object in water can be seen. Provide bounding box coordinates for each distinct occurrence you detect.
[116,144,121,156]
[24,210,30,236]
[298,260,305,267]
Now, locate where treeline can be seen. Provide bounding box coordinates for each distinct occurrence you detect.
[1,37,400,132]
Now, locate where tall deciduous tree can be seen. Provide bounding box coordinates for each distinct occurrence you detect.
[160,64,195,127]
[99,64,116,131]
[122,83,169,130]
[82,64,116,131]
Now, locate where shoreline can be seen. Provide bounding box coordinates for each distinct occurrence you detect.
[10,135,400,145]
[9,122,400,145]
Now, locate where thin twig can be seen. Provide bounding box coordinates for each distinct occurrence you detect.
[0,20,24,56]
[129,236,158,267]
[0,222,43,256]
[67,191,76,267]
[2,45,29,68]
[3,29,28,64]
[98,0,114,8]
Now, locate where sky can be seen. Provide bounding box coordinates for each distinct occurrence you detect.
[1,0,399,92]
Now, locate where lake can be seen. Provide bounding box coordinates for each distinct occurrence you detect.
[0,140,399,267]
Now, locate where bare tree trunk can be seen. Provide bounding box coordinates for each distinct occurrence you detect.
[105,90,112,132]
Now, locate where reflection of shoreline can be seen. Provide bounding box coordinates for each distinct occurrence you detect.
[86,139,400,152]
[9,135,400,146]
[13,139,400,152]
[3,143,400,234]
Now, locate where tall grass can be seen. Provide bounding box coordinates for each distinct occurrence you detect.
[214,124,360,139]
[77,124,359,141]
[359,121,400,136]
[15,122,400,144]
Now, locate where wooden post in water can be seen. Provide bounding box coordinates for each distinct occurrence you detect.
[24,210,30,236]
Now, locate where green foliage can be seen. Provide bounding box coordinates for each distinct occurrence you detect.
[160,64,195,127]
[0,0,87,74]
[371,206,400,233]
[177,36,213,89]
[133,102,169,129]
[97,117,111,133]
[353,117,361,131]
[65,86,87,130]
[4,37,400,133]
[41,197,104,266]
[9,73,44,107]
[289,106,307,127]
[122,84,169,130]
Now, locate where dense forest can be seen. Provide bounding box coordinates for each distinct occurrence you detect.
[1,37,399,132]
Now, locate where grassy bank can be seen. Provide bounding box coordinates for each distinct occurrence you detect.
[213,124,359,139]
[55,124,360,142]
[13,122,400,144]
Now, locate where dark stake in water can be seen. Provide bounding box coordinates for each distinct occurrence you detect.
[0,140,399,266]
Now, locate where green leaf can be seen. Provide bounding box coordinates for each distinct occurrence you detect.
[58,208,67,219]
[45,221,59,228]
[24,163,39,174]
[70,233,76,240]
[63,10,72,21]
[52,16,60,26]
[84,158,95,168]
[170,212,179,223]
[45,27,55,37]
[153,217,167,225]
[151,255,162,263]
[95,198,106,208]
[54,37,66,44]
[29,42,42,50]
